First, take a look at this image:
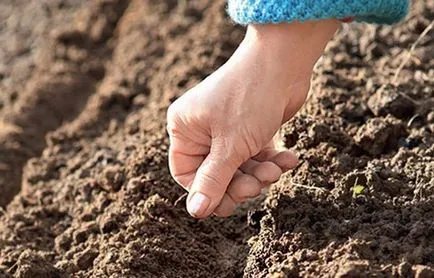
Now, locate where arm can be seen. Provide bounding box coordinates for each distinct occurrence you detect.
[167,0,410,219]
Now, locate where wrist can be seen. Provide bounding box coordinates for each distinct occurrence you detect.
[243,20,340,68]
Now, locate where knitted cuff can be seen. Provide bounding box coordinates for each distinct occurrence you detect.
[228,0,409,25]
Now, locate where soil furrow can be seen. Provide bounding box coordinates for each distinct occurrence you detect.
[0,0,131,207]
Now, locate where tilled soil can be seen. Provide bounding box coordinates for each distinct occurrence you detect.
[0,0,433,277]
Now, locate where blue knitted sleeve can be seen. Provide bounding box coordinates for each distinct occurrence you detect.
[228,0,410,25]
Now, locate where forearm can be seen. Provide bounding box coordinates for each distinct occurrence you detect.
[244,20,341,69]
[220,19,340,122]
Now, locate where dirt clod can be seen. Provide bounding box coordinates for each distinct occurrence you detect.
[74,246,99,270]
[355,116,407,156]
[14,250,61,278]
[367,85,416,119]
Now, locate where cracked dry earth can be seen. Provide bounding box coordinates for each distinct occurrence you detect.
[0,0,433,277]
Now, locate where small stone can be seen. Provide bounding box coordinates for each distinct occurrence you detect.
[99,214,119,234]
[335,260,370,277]
[74,247,99,270]
[100,166,125,192]
[55,260,78,274]
[125,177,144,192]
[80,211,96,222]
[132,94,147,106]
[102,251,119,264]
[73,222,99,244]
[95,194,111,212]
[367,86,415,119]
[55,232,72,253]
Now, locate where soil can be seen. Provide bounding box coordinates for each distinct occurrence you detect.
[0,0,433,277]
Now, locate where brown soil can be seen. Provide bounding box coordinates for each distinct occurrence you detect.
[0,0,433,277]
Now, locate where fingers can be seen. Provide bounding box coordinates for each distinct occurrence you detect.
[168,127,210,190]
[270,151,298,171]
[168,151,203,189]
[214,171,262,217]
[168,128,298,219]
[211,149,298,218]
[186,143,240,218]
[240,160,282,185]
[255,150,298,172]
[213,193,237,217]
[227,170,263,202]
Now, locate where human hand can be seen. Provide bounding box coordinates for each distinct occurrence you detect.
[167,20,340,218]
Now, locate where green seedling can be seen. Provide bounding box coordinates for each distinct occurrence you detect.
[351,177,367,198]
[352,184,366,198]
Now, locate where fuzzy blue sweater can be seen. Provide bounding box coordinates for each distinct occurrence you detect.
[228,0,410,25]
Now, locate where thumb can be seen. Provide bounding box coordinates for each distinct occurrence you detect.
[186,142,240,218]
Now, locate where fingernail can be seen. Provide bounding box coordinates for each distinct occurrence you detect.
[282,163,296,172]
[187,192,210,217]
[263,181,272,186]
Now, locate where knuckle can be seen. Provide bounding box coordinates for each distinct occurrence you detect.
[228,191,242,203]
[246,134,262,157]
[200,170,222,188]
[233,177,261,201]
[168,165,182,185]
[250,185,262,198]
[213,197,236,217]
[172,175,183,187]
[171,172,191,190]
[212,138,244,166]
[166,103,182,135]
[231,133,262,162]
[166,103,178,124]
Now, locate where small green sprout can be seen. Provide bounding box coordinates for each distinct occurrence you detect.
[352,184,366,198]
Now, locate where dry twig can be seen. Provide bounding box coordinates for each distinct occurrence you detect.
[173,192,188,207]
[392,20,434,85]
[290,179,329,192]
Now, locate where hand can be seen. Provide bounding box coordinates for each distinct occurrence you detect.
[167,20,340,218]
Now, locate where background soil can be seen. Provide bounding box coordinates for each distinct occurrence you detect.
[0,0,433,277]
